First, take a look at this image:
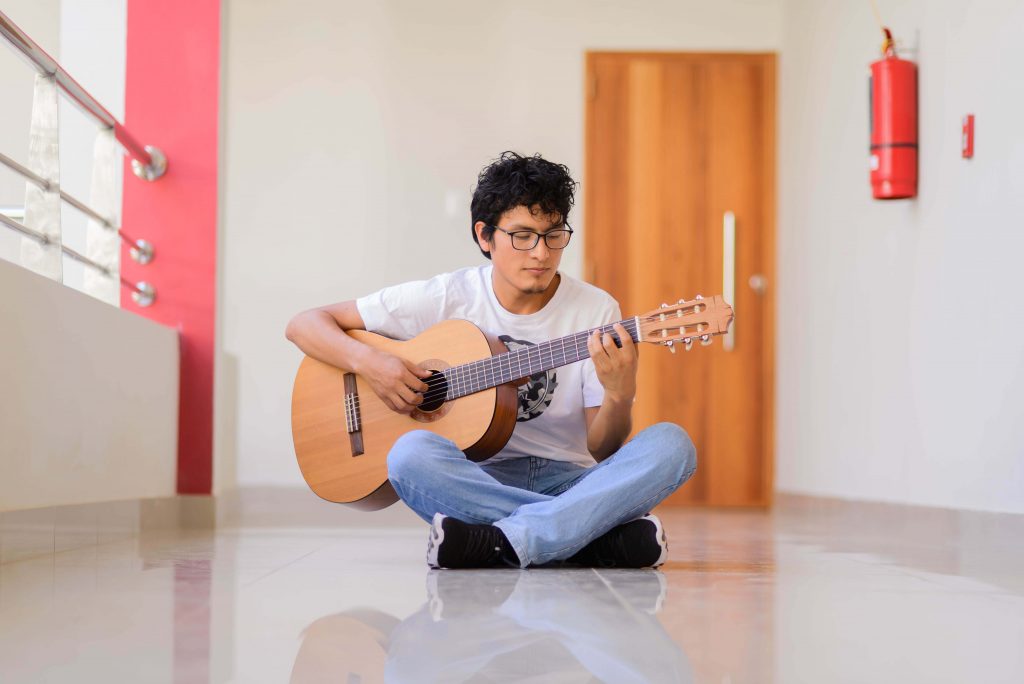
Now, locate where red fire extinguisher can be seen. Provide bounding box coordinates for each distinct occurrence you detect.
[870,28,918,199]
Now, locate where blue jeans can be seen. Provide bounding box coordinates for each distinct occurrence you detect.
[387,422,697,567]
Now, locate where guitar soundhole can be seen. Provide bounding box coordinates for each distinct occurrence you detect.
[418,370,449,413]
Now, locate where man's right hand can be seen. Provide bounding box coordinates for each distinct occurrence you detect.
[358,349,432,414]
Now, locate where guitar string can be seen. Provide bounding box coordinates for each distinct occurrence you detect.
[413,319,646,403]
[350,309,712,412]
[429,317,672,402]
[438,308,721,400]
[348,320,642,412]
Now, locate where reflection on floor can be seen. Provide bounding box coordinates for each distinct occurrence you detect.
[1,494,1022,683]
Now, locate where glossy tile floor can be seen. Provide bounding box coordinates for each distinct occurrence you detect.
[1,494,1023,683]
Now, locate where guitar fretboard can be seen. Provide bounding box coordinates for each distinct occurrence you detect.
[444,318,639,400]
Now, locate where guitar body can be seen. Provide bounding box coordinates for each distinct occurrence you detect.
[291,294,733,510]
[290,319,519,509]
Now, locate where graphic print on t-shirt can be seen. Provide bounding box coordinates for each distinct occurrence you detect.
[498,335,558,422]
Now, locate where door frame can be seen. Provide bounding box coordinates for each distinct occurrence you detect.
[583,51,777,507]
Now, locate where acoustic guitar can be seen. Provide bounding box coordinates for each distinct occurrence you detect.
[291,295,733,509]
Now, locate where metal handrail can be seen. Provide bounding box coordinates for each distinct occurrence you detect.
[0,9,159,307]
[0,9,166,181]
[0,151,154,264]
[0,210,155,305]
[0,208,45,242]
[0,150,48,191]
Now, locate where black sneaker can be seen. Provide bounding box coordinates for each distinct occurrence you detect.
[567,515,668,568]
[426,513,521,569]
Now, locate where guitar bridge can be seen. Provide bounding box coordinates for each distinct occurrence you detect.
[343,373,365,456]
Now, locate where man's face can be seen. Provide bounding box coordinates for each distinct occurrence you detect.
[475,205,566,295]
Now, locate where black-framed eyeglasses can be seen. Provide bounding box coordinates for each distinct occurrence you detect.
[489,225,574,251]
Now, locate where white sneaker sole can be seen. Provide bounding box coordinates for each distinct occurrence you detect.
[644,514,668,567]
[426,512,447,569]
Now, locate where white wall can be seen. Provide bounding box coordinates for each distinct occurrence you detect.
[777,0,1024,513]
[219,0,783,488]
[0,258,179,511]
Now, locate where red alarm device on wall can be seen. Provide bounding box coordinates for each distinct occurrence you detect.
[869,28,918,199]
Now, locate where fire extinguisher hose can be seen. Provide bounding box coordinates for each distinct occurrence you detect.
[869,0,897,56]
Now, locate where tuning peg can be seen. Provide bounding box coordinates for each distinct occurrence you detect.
[700,334,712,346]
[678,298,685,304]
[695,294,703,300]
[685,339,693,351]
[665,340,676,354]
[660,302,669,309]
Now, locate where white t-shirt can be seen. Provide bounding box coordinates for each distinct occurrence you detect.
[356,265,622,465]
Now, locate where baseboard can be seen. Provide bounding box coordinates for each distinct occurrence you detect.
[0,495,216,566]
[0,488,424,565]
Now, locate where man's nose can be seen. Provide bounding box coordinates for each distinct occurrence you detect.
[529,239,550,259]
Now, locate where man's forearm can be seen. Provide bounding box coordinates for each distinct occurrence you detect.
[285,310,375,372]
[587,393,633,462]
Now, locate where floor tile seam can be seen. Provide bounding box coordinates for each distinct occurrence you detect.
[0,533,137,568]
[239,546,326,588]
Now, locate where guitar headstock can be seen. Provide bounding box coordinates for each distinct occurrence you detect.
[636,295,734,353]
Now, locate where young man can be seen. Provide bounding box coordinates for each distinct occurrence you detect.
[285,152,696,569]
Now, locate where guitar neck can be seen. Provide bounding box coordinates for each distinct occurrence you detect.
[445,318,640,400]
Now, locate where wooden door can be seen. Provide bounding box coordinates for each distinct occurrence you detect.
[585,52,775,507]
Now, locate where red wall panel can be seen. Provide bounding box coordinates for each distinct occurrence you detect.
[122,0,220,494]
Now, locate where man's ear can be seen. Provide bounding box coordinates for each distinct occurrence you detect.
[474,221,491,255]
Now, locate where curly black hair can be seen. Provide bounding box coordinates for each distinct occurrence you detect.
[470,151,577,259]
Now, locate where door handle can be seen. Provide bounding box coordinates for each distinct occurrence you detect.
[723,211,736,352]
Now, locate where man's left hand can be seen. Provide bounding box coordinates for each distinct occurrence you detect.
[587,322,638,403]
